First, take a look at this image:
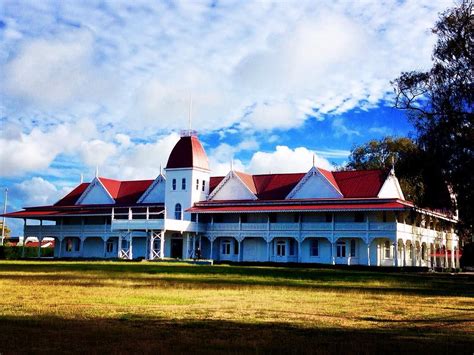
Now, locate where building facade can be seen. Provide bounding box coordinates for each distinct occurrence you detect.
[5,131,460,268]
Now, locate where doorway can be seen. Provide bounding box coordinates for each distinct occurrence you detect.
[170,238,183,259]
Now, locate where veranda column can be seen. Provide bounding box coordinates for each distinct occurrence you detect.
[186,234,190,259]
[455,248,460,269]
[412,242,417,267]
[366,241,370,266]
[80,237,85,258]
[393,241,398,267]
[103,238,107,258]
[118,234,122,258]
[331,242,336,265]
[444,246,448,268]
[266,240,271,262]
[238,240,242,262]
[129,235,133,260]
[210,239,214,260]
[37,237,42,258]
[297,240,302,263]
[450,248,455,269]
[402,243,406,266]
[160,232,165,259]
[148,232,154,260]
[58,238,62,258]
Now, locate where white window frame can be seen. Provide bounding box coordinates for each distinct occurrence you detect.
[222,240,231,255]
[336,241,346,258]
[106,240,114,253]
[276,240,286,257]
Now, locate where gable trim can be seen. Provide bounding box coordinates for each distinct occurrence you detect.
[286,167,343,199]
[377,170,405,200]
[208,171,258,200]
[137,174,166,203]
[75,177,115,205]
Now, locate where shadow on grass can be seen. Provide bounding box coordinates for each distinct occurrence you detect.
[0,261,473,298]
[0,314,472,354]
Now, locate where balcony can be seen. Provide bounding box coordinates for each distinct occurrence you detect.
[24,225,111,237]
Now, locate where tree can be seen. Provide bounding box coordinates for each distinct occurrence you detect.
[392,0,473,237]
[346,137,452,209]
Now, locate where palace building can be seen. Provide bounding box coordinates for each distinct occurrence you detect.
[4,131,460,268]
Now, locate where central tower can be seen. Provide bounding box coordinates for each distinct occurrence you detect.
[164,130,210,221]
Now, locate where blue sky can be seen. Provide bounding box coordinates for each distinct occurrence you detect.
[0,0,450,236]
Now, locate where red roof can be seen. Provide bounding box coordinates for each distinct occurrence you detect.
[54,178,154,206]
[332,170,387,198]
[166,135,209,170]
[209,169,388,200]
[188,200,410,213]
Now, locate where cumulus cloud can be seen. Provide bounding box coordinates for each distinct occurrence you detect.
[0,119,97,177]
[13,177,72,206]
[247,146,333,174]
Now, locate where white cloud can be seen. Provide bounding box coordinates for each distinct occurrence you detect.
[247,145,333,174]
[13,177,71,206]
[80,139,117,167]
[0,119,98,177]
[241,102,305,130]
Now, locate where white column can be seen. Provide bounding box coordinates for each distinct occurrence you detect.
[103,238,107,258]
[444,246,448,268]
[37,237,42,258]
[80,238,85,258]
[160,232,165,259]
[455,248,460,269]
[148,232,154,260]
[376,242,381,267]
[210,240,214,260]
[238,240,242,262]
[297,240,302,263]
[366,241,371,266]
[118,234,122,258]
[450,248,455,269]
[266,240,271,262]
[129,235,133,260]
[332,242,336,265]
[186,234,190,259]
[393,241,398,267]
[58,238,62,258]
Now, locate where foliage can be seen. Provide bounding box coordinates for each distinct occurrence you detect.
[392,0,474,237]
[0,261,472,353]
[0,246,54,259]
[346,137,452,209]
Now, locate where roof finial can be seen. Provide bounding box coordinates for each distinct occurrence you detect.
[312,153,316,167]
[95,165,99,178]
[230,158,234,171]
[159,163,163,176]
[80,173,83,184]
[390,155,395,175]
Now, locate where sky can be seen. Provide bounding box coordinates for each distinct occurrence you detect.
[0,0,452,236]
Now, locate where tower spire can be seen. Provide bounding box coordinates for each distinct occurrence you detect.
[95,165,99,178]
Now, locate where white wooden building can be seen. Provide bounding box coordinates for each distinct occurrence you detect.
[4,131,460,268]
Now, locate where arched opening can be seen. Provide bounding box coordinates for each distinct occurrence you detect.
[174,203,182,220]
[384,240,391,259]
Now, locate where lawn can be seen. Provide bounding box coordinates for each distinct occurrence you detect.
[0,261,473,354]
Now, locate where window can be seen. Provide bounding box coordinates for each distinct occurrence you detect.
[336,241,346,258]
[182,178,186,190]
[310,239,319,257]
[191,213,196,222]
[289,239,295,256]
[106,240,114,253]
[325,213,332,223]
[196,179,199,190]
[222,240,231,255]
[350,239,356,257]
[172,179,177,191]
[269,214,277,223]
[276,240,286,256]
[202,180,206,192]
[234,240,239,255]
[175,204,182,220]
[354,212,364,223]
[384,241,391,258]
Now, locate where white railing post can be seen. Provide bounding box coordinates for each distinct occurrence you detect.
[111,207,115,220]
[146,207,149,220]
[128,208,132,221]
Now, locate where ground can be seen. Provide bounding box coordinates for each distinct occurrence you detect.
[0,261,473,354]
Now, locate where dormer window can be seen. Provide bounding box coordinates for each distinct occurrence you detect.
[172,179,176,191]
[182,178,186,190]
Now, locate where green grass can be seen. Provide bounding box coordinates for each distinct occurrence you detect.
[0,260,473,354]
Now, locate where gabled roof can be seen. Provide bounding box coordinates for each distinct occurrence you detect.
[55,178,154,206]
[209,169,389,200]
[166,135,209,170]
